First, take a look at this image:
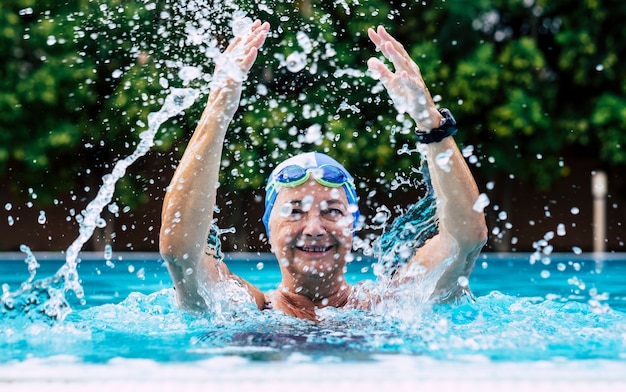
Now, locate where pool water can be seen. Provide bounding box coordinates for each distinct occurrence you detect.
[1,252,626,391]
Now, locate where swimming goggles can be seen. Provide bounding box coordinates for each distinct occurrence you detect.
[263,163,360,235]
[270,164,354,189]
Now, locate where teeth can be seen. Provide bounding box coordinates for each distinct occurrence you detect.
[302,246,329,252]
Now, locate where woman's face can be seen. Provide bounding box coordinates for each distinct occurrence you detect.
[268,178,354,286]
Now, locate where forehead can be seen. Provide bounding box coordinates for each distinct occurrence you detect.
[274,178,348,204]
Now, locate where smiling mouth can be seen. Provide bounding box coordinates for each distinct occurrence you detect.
[297,245,334,253]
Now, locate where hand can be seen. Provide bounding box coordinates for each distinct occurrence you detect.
[209,20,270,115]
[367,26,442,131]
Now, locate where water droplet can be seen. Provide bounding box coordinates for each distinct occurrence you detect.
[303,124,322,144]
[37,211,47,225]
[178,66,202,83]
[256,262,264,270]
[570,207,579,215]
[7,216,14,226]
[540,270,550,279]
[472,193,490,212]
[279,203,293,217]
[231,11,253,37]
[104,244,112,261]
[296,31,313,54]
[108,203,119,214]
[435,149,453,172]
[286,51,307,73]
[557,223,566,236]
[159,77,169,89]
[301,195,314,212]
[572,246,582,255]
[96,217,107,228]
[4,203,11,211]
[595,64,604,71]
[372,211,388,224]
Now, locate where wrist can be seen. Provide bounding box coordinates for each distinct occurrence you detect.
[415,108,458,144]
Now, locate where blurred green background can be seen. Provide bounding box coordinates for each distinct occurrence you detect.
[1,0,624,253]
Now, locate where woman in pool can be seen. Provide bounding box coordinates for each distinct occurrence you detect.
[159,20,487,321]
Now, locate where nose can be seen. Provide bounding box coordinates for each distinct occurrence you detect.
[302,212,326,238]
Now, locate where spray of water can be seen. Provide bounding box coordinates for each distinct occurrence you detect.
[1,88,199,321]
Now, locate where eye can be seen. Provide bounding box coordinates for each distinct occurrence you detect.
[289,207,305,220]
[279,203,303,220]
[323,207,345,220]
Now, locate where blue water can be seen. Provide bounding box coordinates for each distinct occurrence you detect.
[1,252,626,366]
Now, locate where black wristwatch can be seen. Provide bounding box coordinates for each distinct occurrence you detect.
[415,108,458,144]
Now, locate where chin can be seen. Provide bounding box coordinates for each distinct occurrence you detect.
[297,254,346,275]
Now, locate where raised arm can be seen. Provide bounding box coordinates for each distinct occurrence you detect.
[367,26,487,300]
[159,21,270,310]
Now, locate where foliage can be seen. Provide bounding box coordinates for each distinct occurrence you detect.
[1,0,625,210]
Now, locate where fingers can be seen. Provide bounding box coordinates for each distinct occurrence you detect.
[239,46,259,72]
[224,20,269,55]
[238,21,268,71]
[369,26,416,70]
[367,27,382,48]
[219,20,269,75]
[367,57,393,80]
[246,21,270,51]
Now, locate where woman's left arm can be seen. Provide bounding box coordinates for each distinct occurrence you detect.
[367,26,487,300]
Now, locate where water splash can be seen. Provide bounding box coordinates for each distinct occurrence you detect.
[373,160,438,275]
[1,88,199,322]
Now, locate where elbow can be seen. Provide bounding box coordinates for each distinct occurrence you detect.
[475,219,489,248]
[471,216,489,251]
[159,225,188,265]
[159,225,175,262]
[457,214,488,252]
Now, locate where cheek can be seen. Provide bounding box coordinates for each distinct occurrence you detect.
[269,227,295,252]
[329,223,352,238]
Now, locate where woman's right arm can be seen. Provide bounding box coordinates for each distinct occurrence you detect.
[159,21,270,311]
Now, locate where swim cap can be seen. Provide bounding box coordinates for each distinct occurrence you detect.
[263,152,360,239]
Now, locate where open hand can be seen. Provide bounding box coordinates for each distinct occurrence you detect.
[208,20,269,116]
[367,26,442,131]
[213,20,269,86]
